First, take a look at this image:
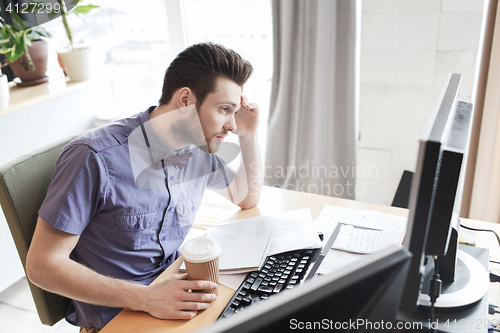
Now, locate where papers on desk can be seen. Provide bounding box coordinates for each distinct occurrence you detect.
[314,205,407,255]
[205,208,321,274]
[332,224,405,254]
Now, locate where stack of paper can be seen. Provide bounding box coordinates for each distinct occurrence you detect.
[332,224,405,254]
[204,208,321,274]
[314,205,407,255]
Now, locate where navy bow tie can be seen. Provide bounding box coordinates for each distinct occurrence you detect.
[157,152,193,169]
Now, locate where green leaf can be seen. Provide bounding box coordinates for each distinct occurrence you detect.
[10,33,25,61]
[11,12,26,30]
[72,4,99,14]
[24,30,32,47]
[70,0,81,5]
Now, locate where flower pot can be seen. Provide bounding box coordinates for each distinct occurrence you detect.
[58,47,91,82]
[7,40,49,87]
[0,74,10,108]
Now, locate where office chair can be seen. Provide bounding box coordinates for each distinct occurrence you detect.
[0,137,75,326]
[391,170,414,209]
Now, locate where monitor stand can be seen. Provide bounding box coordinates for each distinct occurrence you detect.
[396,245,489,333]
[419,247,489,309]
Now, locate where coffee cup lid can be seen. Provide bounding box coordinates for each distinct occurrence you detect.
[182,236,221,263]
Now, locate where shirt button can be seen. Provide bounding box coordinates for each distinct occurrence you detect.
[170,176,174,180]
[134,223,139,230]
[123,131,129,137]
[162,236,167,241]
[168,207,173,212]
[191,207,195,212]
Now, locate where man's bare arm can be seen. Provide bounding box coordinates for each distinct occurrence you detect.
[26,217,217,320]
[215,97,262,209]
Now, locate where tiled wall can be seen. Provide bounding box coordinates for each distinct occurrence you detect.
[356,0,486,205]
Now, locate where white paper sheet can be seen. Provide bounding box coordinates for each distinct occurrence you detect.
[211,208,321,256]
[314,204,407,236]
[332,224,404,254]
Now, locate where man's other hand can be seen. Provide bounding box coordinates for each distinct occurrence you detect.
[137,273,218,320]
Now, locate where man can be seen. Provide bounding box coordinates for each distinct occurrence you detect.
[25,43,262,331]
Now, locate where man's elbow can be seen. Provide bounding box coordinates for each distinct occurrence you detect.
[25,250,48,289]
[237,196,260,210]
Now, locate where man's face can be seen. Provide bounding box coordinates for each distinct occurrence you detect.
[195,78,241,153]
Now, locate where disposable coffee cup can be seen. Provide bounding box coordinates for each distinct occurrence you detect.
[182,236,221,295]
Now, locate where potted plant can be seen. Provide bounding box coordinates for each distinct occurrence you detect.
[0,12,51,86]
[55,0,99,82]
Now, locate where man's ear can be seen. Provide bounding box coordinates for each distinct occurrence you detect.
[176,87,197,109]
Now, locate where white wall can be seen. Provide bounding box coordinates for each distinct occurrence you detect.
[356,0,485,205]
[0,79,115,293]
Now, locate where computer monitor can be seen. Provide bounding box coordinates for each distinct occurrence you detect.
[198,246,411,333]
[397,73,489,330]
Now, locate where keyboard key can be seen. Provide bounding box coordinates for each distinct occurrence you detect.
[242,282,251,289]
[247,277,255,284]
[250,277,263,291]
[258,285,274,293]
[273,284,283,293]
[250,272,259,278]
[278,279,286,284]
[223,307,235,317]
[242,296,253,305]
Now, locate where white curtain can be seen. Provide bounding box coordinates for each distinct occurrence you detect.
[265,0,359,199]
[462,0,500,223]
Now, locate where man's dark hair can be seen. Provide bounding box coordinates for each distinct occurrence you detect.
[159,43,253,107]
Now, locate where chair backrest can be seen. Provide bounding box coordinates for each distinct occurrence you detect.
[0,137,75,326]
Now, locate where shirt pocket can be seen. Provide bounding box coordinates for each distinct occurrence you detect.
[176,196,198,235]
[112,211,156,250]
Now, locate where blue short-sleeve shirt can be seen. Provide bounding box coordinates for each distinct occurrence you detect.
[38,107,234,328]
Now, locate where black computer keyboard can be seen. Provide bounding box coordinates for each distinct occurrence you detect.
[218,248,321,319]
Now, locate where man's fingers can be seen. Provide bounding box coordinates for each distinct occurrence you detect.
[170,273,188,280]
[182,280,218,292]
[180,301,213,311]
[170,310,199,320]
[182,291,217,303]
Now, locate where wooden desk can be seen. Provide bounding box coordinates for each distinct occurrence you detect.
[100,186,500,332]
